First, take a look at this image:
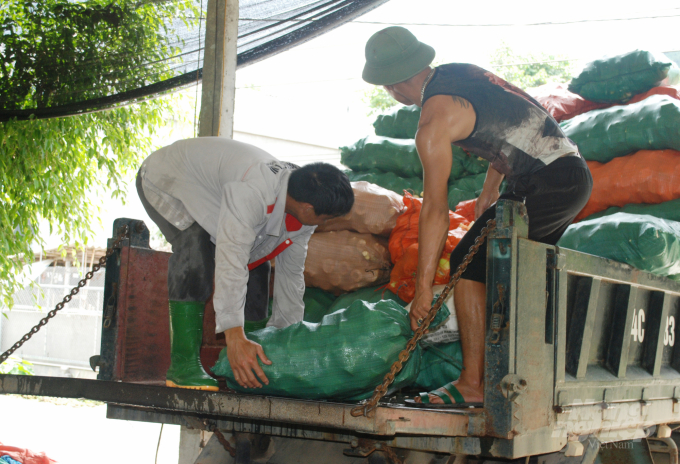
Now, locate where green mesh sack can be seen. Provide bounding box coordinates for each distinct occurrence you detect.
[461,151,489,175]
[568,50,674,102]
[346,169,424,197]
[373,105,421,139]
[341,136,423,178]
[413,342,463,392]
[558,213,680,279]
[447,173,485,210]
[342,137,475,182]
[329,286,406,313]
[303,287,338,323]
[212,300,423,401]
[583,199,680,224]
[561,95,680,163]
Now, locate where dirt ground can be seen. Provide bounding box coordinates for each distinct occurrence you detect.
[0,395,181,464]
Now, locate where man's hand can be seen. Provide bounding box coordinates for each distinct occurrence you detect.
[224,327,272,388]
[475,186,500,220]
[409,286,434,332]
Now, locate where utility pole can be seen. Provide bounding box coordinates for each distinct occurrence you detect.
[198,0,239,138]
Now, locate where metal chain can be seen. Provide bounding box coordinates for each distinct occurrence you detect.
[350,219,497,418]
[211,428,237,457]
[382,444,404,464]
[0,224,130,366]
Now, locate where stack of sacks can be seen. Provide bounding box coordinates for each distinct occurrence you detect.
[303,182,404,294]
[387,192,472,302]
[535,50,680,279]
[341,105,489,210]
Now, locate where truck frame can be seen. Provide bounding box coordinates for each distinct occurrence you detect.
[2,200,679,463]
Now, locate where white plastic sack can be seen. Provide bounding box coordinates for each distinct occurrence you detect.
[405,285,459,344]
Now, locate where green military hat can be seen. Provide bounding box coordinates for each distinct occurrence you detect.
[362,26,435,85]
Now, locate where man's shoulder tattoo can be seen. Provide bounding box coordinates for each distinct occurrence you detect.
[449,95,471,109]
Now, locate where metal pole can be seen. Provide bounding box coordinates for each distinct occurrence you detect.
[199,0,239,138]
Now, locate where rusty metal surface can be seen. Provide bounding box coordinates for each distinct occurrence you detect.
[106,404,484,456]
[114,245,172,383]
[106,245,225,383]
[0,375,470,437]
[554,399,680,438]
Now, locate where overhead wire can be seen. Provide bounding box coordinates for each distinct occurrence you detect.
[238,11,680,27]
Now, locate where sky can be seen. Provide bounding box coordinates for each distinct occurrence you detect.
[39,0,680,250]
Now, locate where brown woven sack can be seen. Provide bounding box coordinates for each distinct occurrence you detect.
[316,181,404,236]
[304,230,392,295]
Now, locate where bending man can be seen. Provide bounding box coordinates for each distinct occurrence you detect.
[362,27,592,405]
[137,137,354,391]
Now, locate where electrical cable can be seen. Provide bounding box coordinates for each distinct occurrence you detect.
[155,423,164,464]
[238,12,680,27]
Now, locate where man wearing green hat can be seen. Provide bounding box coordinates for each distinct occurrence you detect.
[363,27,592,406]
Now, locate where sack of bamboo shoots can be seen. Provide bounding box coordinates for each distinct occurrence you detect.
[316,181,405,236]
[304,231,392,295]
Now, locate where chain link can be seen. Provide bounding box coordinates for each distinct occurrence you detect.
[0,225,130,366]
[211,428,237,457]
[381,444,403,464]
[350,219,497,418]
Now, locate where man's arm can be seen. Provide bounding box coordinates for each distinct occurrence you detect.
[409,95,476,331]
[475,165,504,220]
[214,182,272,389]
[269,229,313,329]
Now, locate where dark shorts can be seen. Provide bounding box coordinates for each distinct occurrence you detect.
[449,156,593,284]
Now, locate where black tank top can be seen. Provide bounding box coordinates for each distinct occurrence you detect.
[422,64,579,182]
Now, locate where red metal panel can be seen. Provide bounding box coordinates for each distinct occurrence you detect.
[114,245,224,383]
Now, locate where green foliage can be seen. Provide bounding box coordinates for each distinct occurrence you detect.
[0,0,197,307]
[0,0,196,109]
[490,42,575,91]
[363,86,399,115]
[0,356,35,375]
[0,103,171,307]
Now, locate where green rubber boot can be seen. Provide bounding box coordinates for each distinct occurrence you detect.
[166,300,219,391]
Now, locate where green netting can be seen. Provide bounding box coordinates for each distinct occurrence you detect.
[413,342,463,391]
[558,213,680,279]
[560,95,680,163]
[302,287,338,323]
[328,286,406,313]
[583,199,680,223]
[212,300,422,400]
[373,105,421,139]
[568,50,673,103]
[346,169,424,197]
[447,173,485,210]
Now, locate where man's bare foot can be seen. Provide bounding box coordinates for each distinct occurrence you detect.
[414,380,483,404]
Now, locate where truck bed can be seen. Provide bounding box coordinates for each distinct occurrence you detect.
[2,200,679,460]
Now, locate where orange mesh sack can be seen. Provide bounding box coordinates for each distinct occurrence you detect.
[387,230,466,303]
[576,149,680,221]
[304,230,392,295]
[626,85,680,105]
[387,192,470,303]
[316,181,405,236]
[389,192,469,264]
[530,84,680,123]
[530,83,609,122]
[454,199,477,223]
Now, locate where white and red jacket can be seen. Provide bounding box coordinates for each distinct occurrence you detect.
[139,137,315,333]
